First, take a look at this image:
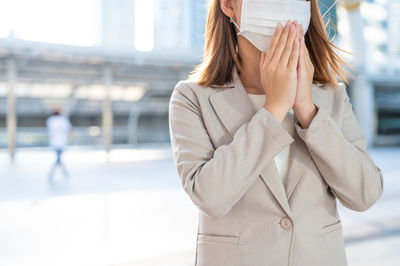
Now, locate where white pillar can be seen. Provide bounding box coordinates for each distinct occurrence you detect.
[7,57,17,162]
[338,0,375,146]
[350,74,375,146]
[102,66,113,156]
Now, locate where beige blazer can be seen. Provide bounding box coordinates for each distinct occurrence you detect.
[168,68,384,266]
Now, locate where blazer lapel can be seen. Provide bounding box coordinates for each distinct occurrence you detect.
[208,69,292,216]
[285,85,334,200]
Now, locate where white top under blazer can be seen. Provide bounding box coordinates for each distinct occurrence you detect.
[246,93,295,189]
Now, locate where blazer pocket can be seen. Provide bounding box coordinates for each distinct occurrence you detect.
[197,233,240,245]
[321,220,342,235]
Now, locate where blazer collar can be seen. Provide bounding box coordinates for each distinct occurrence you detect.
[208,67,334,217]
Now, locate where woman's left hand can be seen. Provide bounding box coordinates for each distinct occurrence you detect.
[293,22,317,129]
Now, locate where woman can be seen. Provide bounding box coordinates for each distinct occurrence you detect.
[168,0,384,265]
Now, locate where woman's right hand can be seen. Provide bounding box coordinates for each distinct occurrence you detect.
[260,20,300,123]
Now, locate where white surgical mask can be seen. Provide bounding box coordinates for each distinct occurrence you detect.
[230,0,311,52]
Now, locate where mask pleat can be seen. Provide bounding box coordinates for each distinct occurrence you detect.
[246,18,310,28]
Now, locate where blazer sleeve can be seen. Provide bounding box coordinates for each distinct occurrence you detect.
[168,82,294,218]
[294,83,384,212]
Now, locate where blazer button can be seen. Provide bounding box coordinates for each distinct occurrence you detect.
[280,217,292,230]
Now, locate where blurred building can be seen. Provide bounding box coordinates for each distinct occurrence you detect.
[0,0,211,158]
[101,0,135,51]
[188,0,209,49]
[353,0,400,144]
[153,0,208,51]
[387,1,400,56]
[0,0,399,161]
[100,0,209,52]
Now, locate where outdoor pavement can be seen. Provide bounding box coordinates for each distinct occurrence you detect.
[0,144,399,266]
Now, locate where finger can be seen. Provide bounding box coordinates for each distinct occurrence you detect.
[296,22,302,39]
[279,22,298,67]
[288,38,300,71]
[292,20,299,37]
[302,37,309,56]
[293,20,301,39]
[295,23,302,72]
[299,23,304,36]
[301,37,313,70]
[300,36,310,62]
[298,37,304,70]
[270,20,292,65]
[265,22,284,63]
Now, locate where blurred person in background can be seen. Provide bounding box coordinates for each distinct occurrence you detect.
[168,0,384,265]
[46,106,72,184]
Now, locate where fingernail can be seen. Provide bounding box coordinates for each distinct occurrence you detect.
[277,22,282,29]
[290,24,295,32]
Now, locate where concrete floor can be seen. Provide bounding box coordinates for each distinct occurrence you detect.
[0,144,399,266]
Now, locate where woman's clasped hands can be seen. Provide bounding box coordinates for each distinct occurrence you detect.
[260,20,317,129]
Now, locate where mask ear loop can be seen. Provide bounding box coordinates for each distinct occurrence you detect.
[229,17,240,54]
[230,17,241,31]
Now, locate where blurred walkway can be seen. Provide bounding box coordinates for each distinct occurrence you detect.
[0,144,399,266]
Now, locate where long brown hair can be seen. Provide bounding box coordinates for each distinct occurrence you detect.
[189,0,352,88]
